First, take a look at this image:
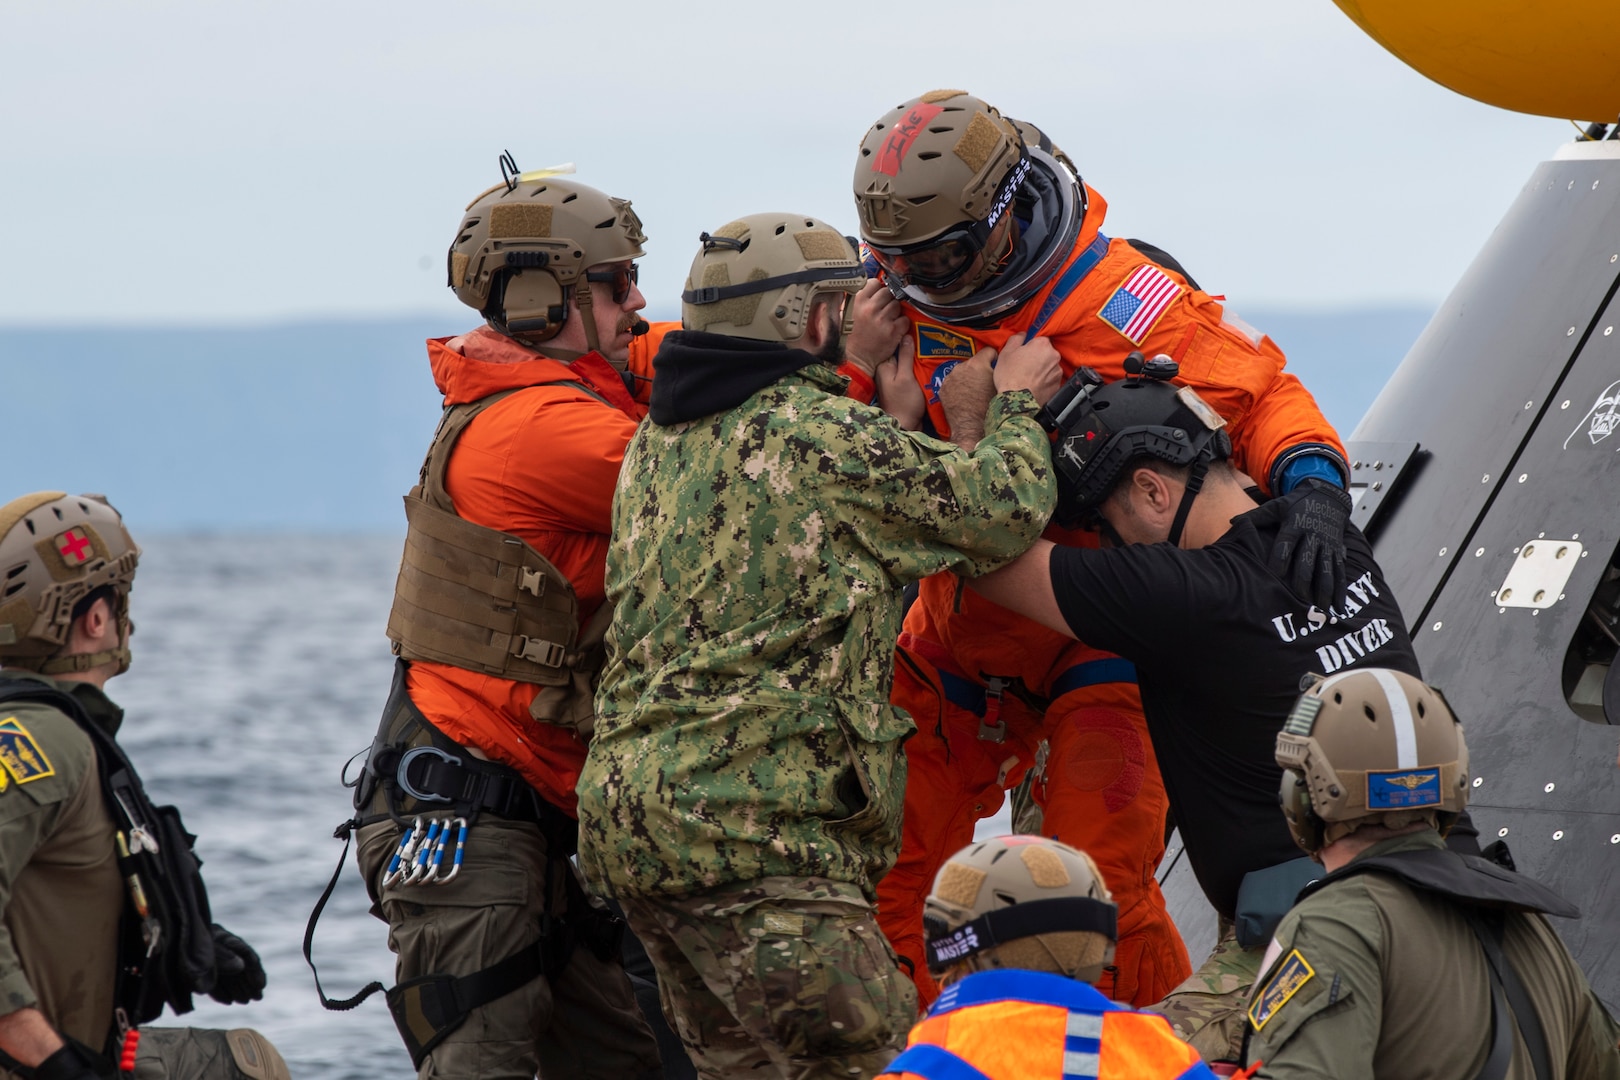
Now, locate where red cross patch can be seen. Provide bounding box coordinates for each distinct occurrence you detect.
[55,528,93,566]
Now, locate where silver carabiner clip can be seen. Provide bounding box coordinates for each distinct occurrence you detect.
[404,819,444,885]
[434,818,469,886]
[396,746,461,804]
[382,817,423,888]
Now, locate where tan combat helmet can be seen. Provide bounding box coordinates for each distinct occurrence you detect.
[0,493,140,676]
[1277,668,1471,855]
[448,154,646,352]
[680,213,864,343]
[853,90,1083,325]
[922,836,1118,987]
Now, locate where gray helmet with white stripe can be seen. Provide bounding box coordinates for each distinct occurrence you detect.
[1276,668,1471,854]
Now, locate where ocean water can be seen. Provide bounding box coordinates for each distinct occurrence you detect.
[112,534,410,1080]
[106,533,1018,1079]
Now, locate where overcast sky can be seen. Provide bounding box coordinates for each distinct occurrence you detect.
[0,0,1570,325]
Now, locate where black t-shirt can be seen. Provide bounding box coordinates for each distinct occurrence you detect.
[1048,508,1419,921]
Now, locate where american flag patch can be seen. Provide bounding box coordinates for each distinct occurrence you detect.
[1098,265,1183,344]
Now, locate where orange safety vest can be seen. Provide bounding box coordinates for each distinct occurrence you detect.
[880,970,1217,1080]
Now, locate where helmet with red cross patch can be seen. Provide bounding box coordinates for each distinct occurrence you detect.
[0,493,140,676]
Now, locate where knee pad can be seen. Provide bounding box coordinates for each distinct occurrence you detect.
[225,1030,290,1080]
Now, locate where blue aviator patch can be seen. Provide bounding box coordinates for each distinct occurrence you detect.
[915,323,977,360]
[0,718,54,786]
[1366,768,1442,809]
[1248,950,1315,1031]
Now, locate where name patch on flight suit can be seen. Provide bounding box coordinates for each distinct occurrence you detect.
[0,718,54,786]
[1366,768,1441,809]
[916,324,978,361]
[1248,949,1315,1031]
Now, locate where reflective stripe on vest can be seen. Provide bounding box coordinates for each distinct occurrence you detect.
[882,970,1217,1080]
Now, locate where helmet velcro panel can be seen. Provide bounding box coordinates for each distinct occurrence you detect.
[933,860,988,908]
[920,88,968,104]
[488,203,552,239]
[952,112,1005,173]
[686,265,769,332]
[794,230,851,263]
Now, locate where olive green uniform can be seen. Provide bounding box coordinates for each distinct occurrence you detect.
[580,367,1056,1079]
[1246,831,1620,1079]
[0,672,286,1080]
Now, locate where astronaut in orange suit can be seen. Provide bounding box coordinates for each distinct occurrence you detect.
[846,91,1352,1011]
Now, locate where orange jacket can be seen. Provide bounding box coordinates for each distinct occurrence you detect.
[873,186,1343,494]
[881,970,1217,1080]
[404,323,674,814]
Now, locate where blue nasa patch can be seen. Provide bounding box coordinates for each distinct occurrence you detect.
[915,323,977,360]
[927,360,962,403]
[1366,768,1442,809]
[0,718,54,786]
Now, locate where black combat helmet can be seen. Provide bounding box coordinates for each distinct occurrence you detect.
[1042,352,1233,534]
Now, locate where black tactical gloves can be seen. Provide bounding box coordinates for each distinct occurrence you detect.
[1265,477,1353,609]
[34,1041,106,1080]
[208,924,267,1005]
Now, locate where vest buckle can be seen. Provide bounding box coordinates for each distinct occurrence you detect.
[978,677,1008,744]
[513,635,566,667]
[517,568,547,597]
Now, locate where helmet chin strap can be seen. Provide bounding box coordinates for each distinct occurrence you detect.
[574,281,601,357]
[39,592,133,677]
[1165,459,1211,548]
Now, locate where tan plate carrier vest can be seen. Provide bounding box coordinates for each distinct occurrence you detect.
[385,383,615,737]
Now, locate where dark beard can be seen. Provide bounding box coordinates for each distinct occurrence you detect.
[813,319,843,366]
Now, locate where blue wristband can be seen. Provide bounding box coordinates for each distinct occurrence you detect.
[1278,452,1346,494]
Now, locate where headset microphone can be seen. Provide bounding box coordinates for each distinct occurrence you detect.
[630,317,650,337]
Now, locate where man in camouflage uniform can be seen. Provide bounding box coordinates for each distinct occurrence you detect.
[576,213,1062,1079]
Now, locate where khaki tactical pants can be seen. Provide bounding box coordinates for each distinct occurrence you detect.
[1141,919,1265,1065]
[131,1028,288,1080]
[620,876,917,1080]
[358,815,662,1080]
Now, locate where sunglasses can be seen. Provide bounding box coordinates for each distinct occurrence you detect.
[584,263,640,305]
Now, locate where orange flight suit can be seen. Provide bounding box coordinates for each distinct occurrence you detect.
[405,323,672,816]
[867,186,1345,1009]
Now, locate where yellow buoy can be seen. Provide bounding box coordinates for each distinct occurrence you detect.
[1332,0,1620,121]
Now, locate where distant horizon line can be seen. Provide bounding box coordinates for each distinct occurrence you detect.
[0,301,1440,333]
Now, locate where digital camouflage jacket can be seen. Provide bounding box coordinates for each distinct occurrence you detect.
[578,361,1056,900]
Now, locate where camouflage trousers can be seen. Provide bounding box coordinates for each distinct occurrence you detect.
[1141,919,1264,1065]
[130,1028,288,1080]
[619,877,918,1080]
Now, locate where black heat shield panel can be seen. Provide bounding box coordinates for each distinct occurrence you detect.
[1356,147,1620,1011]
[1410,280,1620,1013]
[1157,148,1620,1013]
[1349,154,1620,629]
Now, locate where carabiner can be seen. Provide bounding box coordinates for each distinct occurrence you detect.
[381,817,423,888]
[404,819,444,885]
[434,818,469,886]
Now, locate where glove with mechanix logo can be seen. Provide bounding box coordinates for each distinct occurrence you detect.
[1264,477,1352,609]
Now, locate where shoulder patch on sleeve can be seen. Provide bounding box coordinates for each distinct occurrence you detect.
[0,718,54,786]
[1248,949,1315,1031]
[1098,265,1183,345]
